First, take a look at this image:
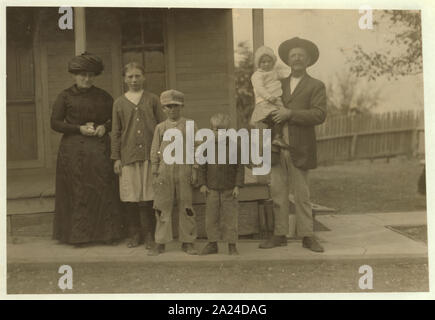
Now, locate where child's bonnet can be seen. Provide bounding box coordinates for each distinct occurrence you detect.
[254,46,277,70]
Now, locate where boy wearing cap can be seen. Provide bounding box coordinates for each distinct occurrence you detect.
[148,89,199,256]
[250,46,290,149]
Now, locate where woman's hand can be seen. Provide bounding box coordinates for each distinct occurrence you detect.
[267,96,278,104]
[114,160,122,176]
[95,125,106,137]
[200,185,209,195]
[232,186,240,199]
[80,125,96,136]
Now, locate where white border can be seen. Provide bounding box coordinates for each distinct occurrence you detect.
[1,0,434,300]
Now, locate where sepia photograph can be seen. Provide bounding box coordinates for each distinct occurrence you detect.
[3,3,430,296]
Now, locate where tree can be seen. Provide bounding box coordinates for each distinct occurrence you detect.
[326,71,382,115]
[346,10,422,80]
[234,41,255,129]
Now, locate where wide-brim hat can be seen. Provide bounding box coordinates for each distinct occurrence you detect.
[68,52,104,76]
[278,37,319,67]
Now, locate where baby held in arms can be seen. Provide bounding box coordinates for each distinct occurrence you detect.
[250,45,290,149]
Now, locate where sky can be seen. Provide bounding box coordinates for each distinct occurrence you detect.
[232,9,424,113]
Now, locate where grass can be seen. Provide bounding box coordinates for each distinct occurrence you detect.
[309,157,426,214]
[388,225,428,244]
[7,259,428,294]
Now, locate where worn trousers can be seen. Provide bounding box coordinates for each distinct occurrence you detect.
[205,189,239,243]
[154,199,197,244]
[154,164,197,244]
[270,149,313,237]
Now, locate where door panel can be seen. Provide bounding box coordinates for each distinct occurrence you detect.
[7,8,39,163]
[7,104,38,161]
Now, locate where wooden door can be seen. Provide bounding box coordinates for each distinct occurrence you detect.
[7,8,41,166]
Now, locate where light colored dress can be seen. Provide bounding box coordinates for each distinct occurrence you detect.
[119,160,154,202]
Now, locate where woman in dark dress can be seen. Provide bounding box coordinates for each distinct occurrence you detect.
[51,52,124,245]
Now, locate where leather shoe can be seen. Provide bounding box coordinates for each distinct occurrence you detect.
[200,242,218,255]
[144,232,155,250]
[302,237,324,253]
[182,242,198,255]
[126,233,143,248]
[147,243,165,256]
[228,243,239,255]
[259,235,287,249]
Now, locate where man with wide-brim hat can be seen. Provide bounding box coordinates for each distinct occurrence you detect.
[259,37,327,252]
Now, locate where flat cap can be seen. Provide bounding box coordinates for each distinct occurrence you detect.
[160,89,184,106]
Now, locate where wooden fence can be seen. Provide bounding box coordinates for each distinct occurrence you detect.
[315,110,425,164]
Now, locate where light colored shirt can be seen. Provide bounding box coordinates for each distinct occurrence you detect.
[125,89,144,105]
[251,64,290,104]
[290,75,302,94]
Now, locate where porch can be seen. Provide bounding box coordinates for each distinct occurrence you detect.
[7,168,274,238]
[7,168,335,239]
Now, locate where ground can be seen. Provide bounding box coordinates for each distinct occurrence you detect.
[7,259,428,294]
[7,157,428,295]
[310,157,426,214]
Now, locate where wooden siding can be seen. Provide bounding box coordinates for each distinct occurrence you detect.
[172,9,235,129]
[34,8,235,168]
[41,8,122,164]
[38,8,74,164]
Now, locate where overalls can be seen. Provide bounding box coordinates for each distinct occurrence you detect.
[153,118,197,244]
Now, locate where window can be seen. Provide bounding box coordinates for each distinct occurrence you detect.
[120,8,167,95]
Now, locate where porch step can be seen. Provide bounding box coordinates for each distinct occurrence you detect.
[6,184,271,238]
[6,175,334,239]
[6,183,270,216]
[7,197,55,215]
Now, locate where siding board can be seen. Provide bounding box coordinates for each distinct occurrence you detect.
[172,9,234,129]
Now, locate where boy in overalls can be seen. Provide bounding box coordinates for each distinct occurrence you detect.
[148,89,199,256]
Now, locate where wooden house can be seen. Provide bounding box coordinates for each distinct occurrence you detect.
[7,7,237,170]
[7,7,273,238]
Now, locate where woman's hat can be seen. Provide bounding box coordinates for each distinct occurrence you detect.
[278,37,319,67]
[68,52,104,75]
[160,89,184,106]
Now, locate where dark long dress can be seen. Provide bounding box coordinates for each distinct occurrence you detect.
[51,84,124,244]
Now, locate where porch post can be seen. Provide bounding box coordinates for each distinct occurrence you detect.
[74,7,86,54]
[252,9,264,53]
